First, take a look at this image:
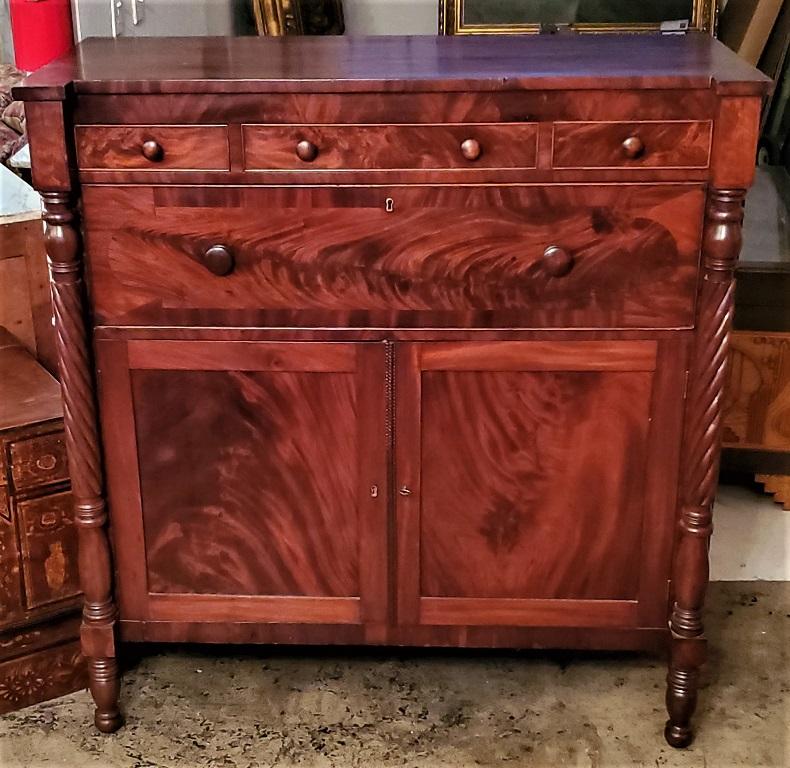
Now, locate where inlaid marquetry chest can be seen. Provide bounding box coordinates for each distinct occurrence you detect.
[0,328,85,713]
[14,33,770,746]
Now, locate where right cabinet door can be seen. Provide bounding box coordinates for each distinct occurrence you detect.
[395,340,686,630]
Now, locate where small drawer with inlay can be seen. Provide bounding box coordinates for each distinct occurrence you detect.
[10,432,69,491]
[75,125,230,171]
[552,121,712,169]
[18,491,81,609]
[243,123,538,171]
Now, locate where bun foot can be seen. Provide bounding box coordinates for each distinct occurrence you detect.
[94,709,123,733]
[664,721,693,748]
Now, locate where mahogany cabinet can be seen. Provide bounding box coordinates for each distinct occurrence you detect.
[14,33,769,747]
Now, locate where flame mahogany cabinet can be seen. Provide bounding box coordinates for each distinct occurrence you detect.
[14,33,769,747]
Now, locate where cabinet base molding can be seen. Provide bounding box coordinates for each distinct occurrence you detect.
[118,620,669,653]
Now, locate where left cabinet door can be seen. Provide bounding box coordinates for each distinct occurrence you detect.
[95,338,388,627]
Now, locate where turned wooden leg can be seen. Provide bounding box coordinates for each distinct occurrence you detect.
[666,188,745,748]
[665,652,703,747]
[89,658,122,732]
[43,192,123,732]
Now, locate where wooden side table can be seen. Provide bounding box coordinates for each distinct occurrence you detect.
[722,170,790,507]
[0,163,57,376]
[0,328,86,713]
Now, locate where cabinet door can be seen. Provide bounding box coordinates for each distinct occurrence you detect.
[395,340,685,630]
[96,339,387,626]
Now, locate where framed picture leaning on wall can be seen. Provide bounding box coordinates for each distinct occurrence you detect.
[439,0,717,34]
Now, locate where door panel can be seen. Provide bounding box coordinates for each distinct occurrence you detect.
[97,338,388,626]
[395,340,686,629]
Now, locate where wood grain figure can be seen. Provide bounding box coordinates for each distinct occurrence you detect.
[0,331,86,713]
[13,33,768,746]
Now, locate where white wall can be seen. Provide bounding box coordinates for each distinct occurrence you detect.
[72,0,236,40]
[343,0,436,34]
[70,0,436,41]
[1,0,14,63]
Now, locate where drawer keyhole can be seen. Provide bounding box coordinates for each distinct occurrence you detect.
[385,197,394,213]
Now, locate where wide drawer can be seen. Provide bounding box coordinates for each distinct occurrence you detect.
[9,432,69,491]
[552,121,712,169]
[81,183,704,329]
[75,125,230,171]
[243,123,538,170]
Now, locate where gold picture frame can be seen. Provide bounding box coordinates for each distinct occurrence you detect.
[439,0,718,35]
[253,0,345,36]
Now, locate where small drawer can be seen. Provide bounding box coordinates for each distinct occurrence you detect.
[243,123,538,171]
[75,125,230,171]
[18,491,81,610]
[552,121,712,169]
[10,432,68,491]
[0,485,24,622]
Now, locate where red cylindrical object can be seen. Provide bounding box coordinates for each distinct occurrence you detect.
[9,0,74,72]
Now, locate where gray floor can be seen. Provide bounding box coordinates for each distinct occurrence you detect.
[0,582,787,768]
[742,165,790,267]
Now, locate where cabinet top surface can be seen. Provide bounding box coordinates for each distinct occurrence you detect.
[15,33,770,101]
[0,328,62,432]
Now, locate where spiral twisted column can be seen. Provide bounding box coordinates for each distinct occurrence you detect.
[42,192,122,733]
[665,188,745,748]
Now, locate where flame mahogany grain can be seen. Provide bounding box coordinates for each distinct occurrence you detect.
[243,123,538,170]
[75,126,230,171]
[15,34,768,747]
[552,120,712,169]
[80,183,704,329]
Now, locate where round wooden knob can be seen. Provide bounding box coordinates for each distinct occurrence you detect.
[460,138,482,161]
[141,140,164,162]
[621,135,645,159]
[542,245,574,277]
[296,140,319,162]
[202,244,235,276]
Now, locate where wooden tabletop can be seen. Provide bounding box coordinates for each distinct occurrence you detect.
[15,32,771,101]
[0,328,62,431]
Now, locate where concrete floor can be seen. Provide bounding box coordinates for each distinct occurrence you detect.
[712,485,790,581]
[0,581,787,768]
